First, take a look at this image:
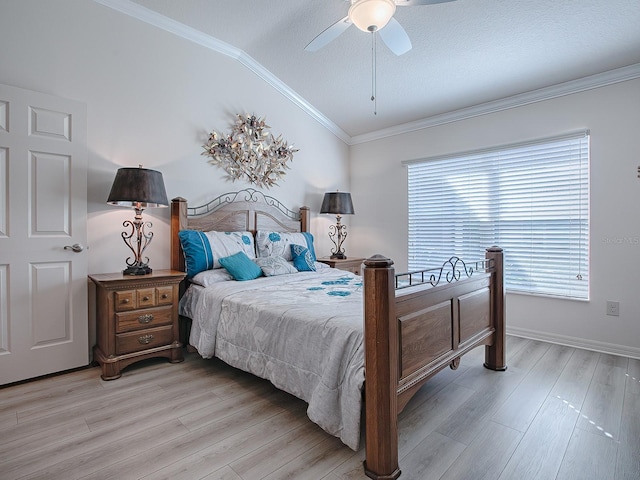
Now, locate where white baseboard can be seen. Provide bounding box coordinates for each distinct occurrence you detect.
[507,326,640,360]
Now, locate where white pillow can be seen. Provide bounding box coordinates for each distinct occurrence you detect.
[191,268,233,287]
[255,231,316,261]
[254,256,298,276]
[205,231,255,269]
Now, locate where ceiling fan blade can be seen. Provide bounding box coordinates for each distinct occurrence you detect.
[395,0,456,6]
[305,16,352,52]
[378,17,412,56]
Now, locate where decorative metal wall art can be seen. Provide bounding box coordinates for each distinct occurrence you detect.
[202,114,298,189]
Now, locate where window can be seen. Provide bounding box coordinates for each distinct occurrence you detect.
[406,131,589,299]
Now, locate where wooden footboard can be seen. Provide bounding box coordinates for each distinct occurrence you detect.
[362,247,506,480]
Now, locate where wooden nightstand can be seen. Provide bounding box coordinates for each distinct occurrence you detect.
[89,270,186,380]
[317,257,366,275]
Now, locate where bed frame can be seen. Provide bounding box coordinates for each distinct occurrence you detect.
[170,188,506,480]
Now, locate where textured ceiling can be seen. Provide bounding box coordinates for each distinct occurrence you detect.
[129,0,640,138]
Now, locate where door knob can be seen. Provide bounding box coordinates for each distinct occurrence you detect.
[64,243,84,253]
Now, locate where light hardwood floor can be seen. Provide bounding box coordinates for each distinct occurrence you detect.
[1,336,639,480]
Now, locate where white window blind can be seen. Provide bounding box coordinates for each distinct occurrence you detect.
[406,131,589,299]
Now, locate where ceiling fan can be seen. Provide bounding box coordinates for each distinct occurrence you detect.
[305,0,457,56]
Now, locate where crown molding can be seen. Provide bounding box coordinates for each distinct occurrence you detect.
[350,63,640,144]
[93,0,351,144]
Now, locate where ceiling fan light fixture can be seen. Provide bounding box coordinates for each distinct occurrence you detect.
[348,0,396,32]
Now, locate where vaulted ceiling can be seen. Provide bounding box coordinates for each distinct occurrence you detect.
[125,0,640,141]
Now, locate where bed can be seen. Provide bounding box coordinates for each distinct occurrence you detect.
[170,188,506,480]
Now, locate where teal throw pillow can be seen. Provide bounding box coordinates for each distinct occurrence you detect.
[291,244,316,272]
[178,230,214,278]
[219,251,263,281]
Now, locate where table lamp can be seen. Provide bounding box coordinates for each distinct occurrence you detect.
[320,191,355,259]
[107,166,168,275]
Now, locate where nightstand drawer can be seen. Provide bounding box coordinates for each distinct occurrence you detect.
[114,287,175,312]
[115,306,173,333]
[114,290,137,311]
[156,286,174,306]
[116,325,174,355]
[137,288,156,308]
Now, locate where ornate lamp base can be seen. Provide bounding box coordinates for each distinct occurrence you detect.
[328,215,348,260]
[123,264,152,276]
[119,206,155,276]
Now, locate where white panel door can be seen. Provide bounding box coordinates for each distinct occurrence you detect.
[0,83,88,385]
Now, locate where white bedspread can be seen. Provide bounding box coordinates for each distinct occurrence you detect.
[180,268,365,450]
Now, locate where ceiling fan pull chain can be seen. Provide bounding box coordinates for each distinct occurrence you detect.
[371,30,377,115]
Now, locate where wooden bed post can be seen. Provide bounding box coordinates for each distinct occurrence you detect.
[299,206,310,233]
[363,255,401,480]
[171,197,188,272]
[484,246,507,371]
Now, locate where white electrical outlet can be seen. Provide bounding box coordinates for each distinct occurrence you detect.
[606,301,620,316]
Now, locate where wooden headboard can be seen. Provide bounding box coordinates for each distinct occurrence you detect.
[170,188,310,272]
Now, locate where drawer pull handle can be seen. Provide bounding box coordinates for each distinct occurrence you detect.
[142,296,150,301]
[138,314,154,324]
[122,298,130,304]
[138,334,154,345]
[161,293,168,299]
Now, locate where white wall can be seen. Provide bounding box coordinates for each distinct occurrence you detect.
[351,78,640,357]
[0,0,350,275]
[3,1,638,358]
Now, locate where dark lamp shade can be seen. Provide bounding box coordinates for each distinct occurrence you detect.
[320,192,355,215]
[107,167,168,208]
